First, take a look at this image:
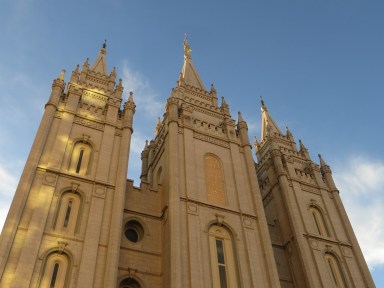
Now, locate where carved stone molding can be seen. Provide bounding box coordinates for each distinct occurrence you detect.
[215,213,225,225]
[300,184,320,195]
[74,116,104,131]
[194,132,229,148]
[242,216,255,229]
[43,173,58,187]
[187,202,198,215]
[58,241,68,254]
[93,185,106,198]
[310,239,321,250]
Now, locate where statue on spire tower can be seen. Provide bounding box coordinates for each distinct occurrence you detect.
[184,33,192,58]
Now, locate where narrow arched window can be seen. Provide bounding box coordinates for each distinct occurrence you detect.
[209,225,238,288]
[63,201,72,228]
[205,154,226,205]
[54,192,82,234]
[69,142,92,175]
[39,252,70,288]
[50,263,59,288]
[310,206,330,237]
[325,253,347,288]
[119,278,141,288]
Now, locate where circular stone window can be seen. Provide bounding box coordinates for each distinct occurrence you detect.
[124,220,144,243]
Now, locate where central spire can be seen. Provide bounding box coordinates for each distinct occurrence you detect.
[90,41,108,75]
[260,97,283,141]
[180,34,206,90]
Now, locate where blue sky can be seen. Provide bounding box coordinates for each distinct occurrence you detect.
[0,0,383,285]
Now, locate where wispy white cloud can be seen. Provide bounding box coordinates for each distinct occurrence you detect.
[0,164,18,198]
[121,62,163,116]
[127,129,150,185]
[130,131,148,155]
[333,156,384,269]
[0,163,19,233]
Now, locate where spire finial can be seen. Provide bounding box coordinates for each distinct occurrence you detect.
[238,111,245,122]
[253,136,260,149]
[260,95,265,106]
[318,154,328,167]
[58,69,66,81]
[103,39,107,49]
[184,33,192,58]
[128,91,134,102]
[286,126,292,136]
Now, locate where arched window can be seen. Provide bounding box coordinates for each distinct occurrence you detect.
[119,278,141,288]
[204,154,226,205]
[209,225,238,288]
[69,142,92,175]
[39,252,70,288]
[54,191,82,234]
[325,253,347,288]
[310,206,330,237]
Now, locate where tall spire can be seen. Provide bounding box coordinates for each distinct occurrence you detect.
[180,34,206,90]
[90,41,108,75]
[260,97,283,141]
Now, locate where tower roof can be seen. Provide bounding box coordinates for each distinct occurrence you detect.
[180,35,206,90]
[260,97,283,141]
[90,40,108,75]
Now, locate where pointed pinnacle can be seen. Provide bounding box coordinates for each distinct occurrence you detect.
[286,126,292,136]
[82,58,89,71]
[114,78,123,91]
[238,111,245,123]
[318,154,327,166]
[144,139,149,149]
[128,91,134,102]
[58,69,66,81]
[253,136,259,147]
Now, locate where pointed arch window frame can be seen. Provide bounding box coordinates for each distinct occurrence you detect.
[208,224,240,288]
[308,204,331,237]
[68,140,93,176]
[52,190,84,234]
[37,250,72,288]
[324,252,348,288]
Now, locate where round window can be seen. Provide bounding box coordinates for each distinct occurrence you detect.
[124,220,144,243]
[125,228,139,242]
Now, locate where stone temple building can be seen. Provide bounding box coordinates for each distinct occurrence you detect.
[0,39,375,288]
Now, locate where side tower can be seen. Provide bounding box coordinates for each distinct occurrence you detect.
[0,44,135,287]
[133,39,281,287]
[255,100,375,287]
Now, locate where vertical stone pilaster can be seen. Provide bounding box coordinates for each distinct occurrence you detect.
[11,173,57,287]
[95,125,116,183]
[0,77,64,278]
[103,99,134,288]
[167,97,182,288]
[77,188,106,287]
